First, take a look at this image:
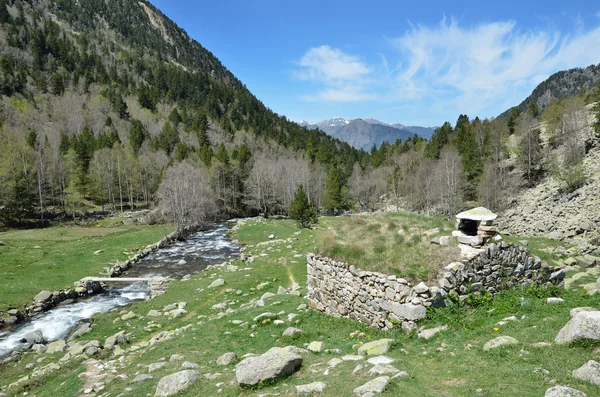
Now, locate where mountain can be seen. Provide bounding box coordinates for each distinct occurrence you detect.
[0,0,364,224]
[299,118,435,149]
[499,63,600,118]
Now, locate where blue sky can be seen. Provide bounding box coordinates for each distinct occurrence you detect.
[149,0,600,127]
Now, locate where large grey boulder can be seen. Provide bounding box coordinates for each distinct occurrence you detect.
[235,347,302,387]
[544,385,587,397]
[555,310,600,344]
[573,360,600,386]
[21,330,44,345]
[353,376,390,395]
[154,370,200,397]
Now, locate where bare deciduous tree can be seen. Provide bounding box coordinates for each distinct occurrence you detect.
[157,161,215,229]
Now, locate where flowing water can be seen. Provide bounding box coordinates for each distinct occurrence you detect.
[0,223,240,357]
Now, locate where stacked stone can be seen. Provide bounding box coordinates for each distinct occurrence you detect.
[307,243,564,331]
[455,207,499,248]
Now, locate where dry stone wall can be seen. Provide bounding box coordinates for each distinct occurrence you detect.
[307,242,566,330]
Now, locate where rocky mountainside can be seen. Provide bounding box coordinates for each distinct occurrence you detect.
[499,63,600,118]
[299,118,435,149]
[499,105,600,251]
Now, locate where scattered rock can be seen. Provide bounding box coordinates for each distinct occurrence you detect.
[277,286,288,295]
[235,347,303,387]
[121,311,136,321]
[358,339,395,356]
[34,290,52,303]
[555,310,600,344]
[547,298,564,304]
[154,370,200,397]
[181,362,198,369]
[148,362,167,372]
[418,325,448,339]
[483,336,519,351]
[573,360,600,386]
[544,385,587,397]
[132,374,153,383]
[296,381,326,395]
[216,352,237,366]
[353,376,390,395]
[170,354,184,361]
[104,331,128,350]
[46,340,66,354]
[369,364,400,375]
[283,327,304,338]
[208,278,225,288]
[367,356,395,365]
[307,341,324,353]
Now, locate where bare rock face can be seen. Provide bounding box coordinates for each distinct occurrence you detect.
[235,347,302,387]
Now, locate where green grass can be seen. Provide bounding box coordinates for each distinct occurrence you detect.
[0,223,174,311]
[317,213,459,281]
[2,215,599,397]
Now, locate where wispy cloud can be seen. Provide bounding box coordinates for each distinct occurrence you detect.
[294,18,600,120]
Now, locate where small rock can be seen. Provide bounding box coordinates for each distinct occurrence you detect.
[132,374,153,383]
[149,362,167,372]
[216,352,237,366]
[283,327,304,338]
[547,298,564,304]
[483,336,519,351]
[296,381,326,395]
[358,339,395,356]
[235,347,302,387]
[544,385,587,397]
[367,356,395,365]
[181,362,198,369]
[369,364,400,375]
[154,370,200,397]
[353,376,390,395]
[307,341,324,353]
[208,278,225,288]
[170,354,184,361]
[418,325,448,339]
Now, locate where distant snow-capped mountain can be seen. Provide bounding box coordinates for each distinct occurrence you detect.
[298,118,435,150]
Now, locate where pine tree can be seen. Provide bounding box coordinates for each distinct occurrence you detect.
[129,120,146,154]
[323,166,345,214]
[288,184,317,228]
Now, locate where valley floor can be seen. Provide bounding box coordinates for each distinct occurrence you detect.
[0,216,599,396]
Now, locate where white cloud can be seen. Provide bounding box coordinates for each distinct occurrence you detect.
[294,18,600,118]
[296,45,370,81]
[390,17,600,116]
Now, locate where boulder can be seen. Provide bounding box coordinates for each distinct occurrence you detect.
[544,385,587,397]
[208,278,225,288]
[458,235,484,246]
[368,364,400,375]
[483,336,518,351]
[216,352,238,365]
[353,376,390,395]
[418,325,448,340]
[132,374,153,383]
[296,381,326,395]
[573,360,600,386]
[154,370,200,397]
[555,310,600,344]
[34,290,53,303]
[21,330,44,345]
[283,327,304,338]
[235,347,302,387]
[149,362,167,372]
[358,339,395,356]
[46,340,66,354]
[104,331,128,350]
[307,341,324,352]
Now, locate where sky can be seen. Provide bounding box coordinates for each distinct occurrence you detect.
[149,0,600,127]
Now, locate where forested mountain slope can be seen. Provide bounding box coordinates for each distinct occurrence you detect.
[0,0,365,225]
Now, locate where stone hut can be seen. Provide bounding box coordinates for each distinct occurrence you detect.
[453,207,499,247]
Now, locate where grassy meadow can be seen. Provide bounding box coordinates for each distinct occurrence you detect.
[0,222,174,311]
